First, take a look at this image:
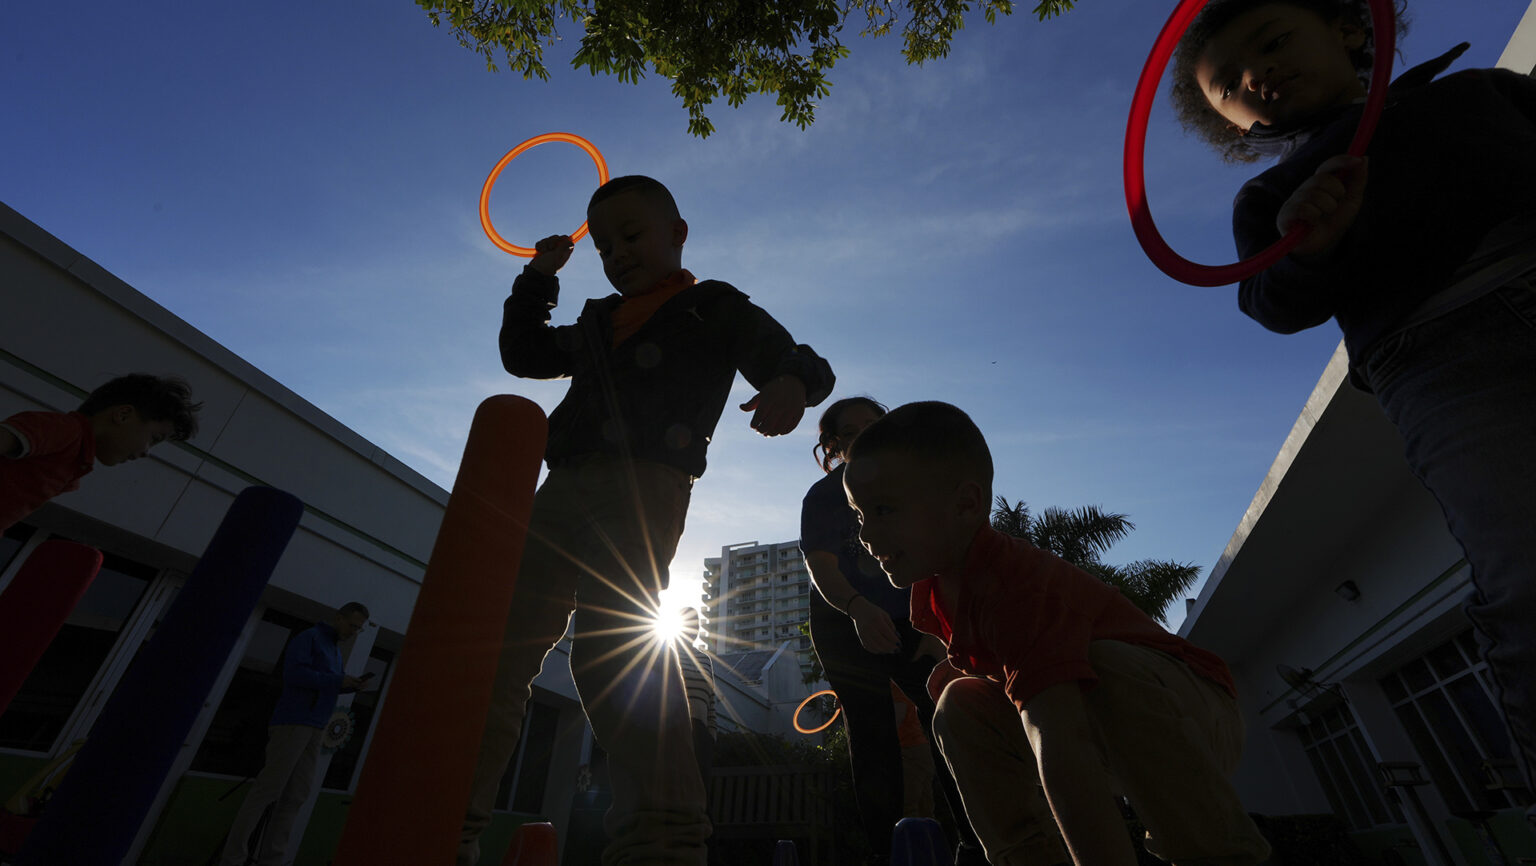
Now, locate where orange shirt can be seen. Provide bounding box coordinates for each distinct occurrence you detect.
[0,411,95,531]
[911,526,1236,712]
[610,269,696,347]
[892,683,927,747]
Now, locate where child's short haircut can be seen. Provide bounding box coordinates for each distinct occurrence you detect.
[338,601,371,619]
[77,373,202,441]
[588,175,681,220]
[846,401,994,495]
[1170,0,1407,163]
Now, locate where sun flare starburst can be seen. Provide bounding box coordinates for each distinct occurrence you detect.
[651,607,688,643]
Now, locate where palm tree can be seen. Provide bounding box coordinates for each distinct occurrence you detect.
[991,498,1200,624]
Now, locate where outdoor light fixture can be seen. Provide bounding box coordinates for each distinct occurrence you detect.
[1334,580,1362,602]
[1378,761,1428,788]
[1277,664,1315,691]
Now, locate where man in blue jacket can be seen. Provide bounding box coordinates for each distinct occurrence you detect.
[219,602,371,866]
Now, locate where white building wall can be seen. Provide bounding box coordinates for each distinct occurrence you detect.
[711,643,814,739]
[1183,338,1528,863]
[0,201,585,859]
[1,206,441,632]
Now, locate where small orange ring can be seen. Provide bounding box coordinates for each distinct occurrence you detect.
[479,132,610,258]
[793,689,842,735]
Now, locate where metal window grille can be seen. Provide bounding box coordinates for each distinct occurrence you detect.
[1378,630,1529,813]
[1296,702,1407,830]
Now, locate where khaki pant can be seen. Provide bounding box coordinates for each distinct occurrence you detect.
[219,724,324,866]
[458,457,707,866]
[932,641,1271,866]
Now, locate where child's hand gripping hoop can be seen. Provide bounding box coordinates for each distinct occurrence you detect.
[479,132,611,257]
[1123,0,1395,287]
[794,689,842,734]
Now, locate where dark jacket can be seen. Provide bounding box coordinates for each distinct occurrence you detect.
[501,267,834,478]
[1234,48,1536,366]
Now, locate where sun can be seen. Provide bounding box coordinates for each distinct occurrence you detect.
[651,607,687,643]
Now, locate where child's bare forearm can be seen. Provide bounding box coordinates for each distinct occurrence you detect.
[1023,683,1138,866]
[805,550,861,612]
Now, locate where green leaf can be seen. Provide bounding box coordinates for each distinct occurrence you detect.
[415,0,1078,136]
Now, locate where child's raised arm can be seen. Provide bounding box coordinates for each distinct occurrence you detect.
[1277,155,1368,262]
[527,234,575,277]
[499,235,582,381]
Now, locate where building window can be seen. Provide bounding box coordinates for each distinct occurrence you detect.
[1295,702,1405,830]
[0,549,159,753]
[489,698,563,814]
[1380,630,1529,811]
[190,608,314,776]
[321,643,396,791]
[0,522,36,574]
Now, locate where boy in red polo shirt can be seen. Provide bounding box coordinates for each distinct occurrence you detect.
[843,401,1270,866]
[1,374,202,531]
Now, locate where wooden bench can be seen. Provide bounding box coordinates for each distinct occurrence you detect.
[708,765,837,865]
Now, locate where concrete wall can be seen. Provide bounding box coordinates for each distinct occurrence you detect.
[0,201,584,863]
[1180,345,1496,863]
[1,201,442,632]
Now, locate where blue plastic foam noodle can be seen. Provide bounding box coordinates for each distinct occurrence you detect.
[892,816,954,866]
[772,839,800,866]
[17,486,304,866]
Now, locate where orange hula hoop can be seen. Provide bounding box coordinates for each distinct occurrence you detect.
[478,132,610,258]
[793,689,842,735]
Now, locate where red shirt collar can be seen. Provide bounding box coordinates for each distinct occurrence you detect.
[909,524,996,640]
[910,525,1010,674]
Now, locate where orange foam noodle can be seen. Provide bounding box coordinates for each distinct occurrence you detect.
[501,821,558,866]
[334,395,547,864]
[479,132,611,257]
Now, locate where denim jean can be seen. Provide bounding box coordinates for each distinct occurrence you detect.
[1360,278,1536,826]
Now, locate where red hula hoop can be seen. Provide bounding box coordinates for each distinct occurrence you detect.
[1123,0,1396,286]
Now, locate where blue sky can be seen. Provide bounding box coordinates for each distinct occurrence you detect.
[4,0,1530,633]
